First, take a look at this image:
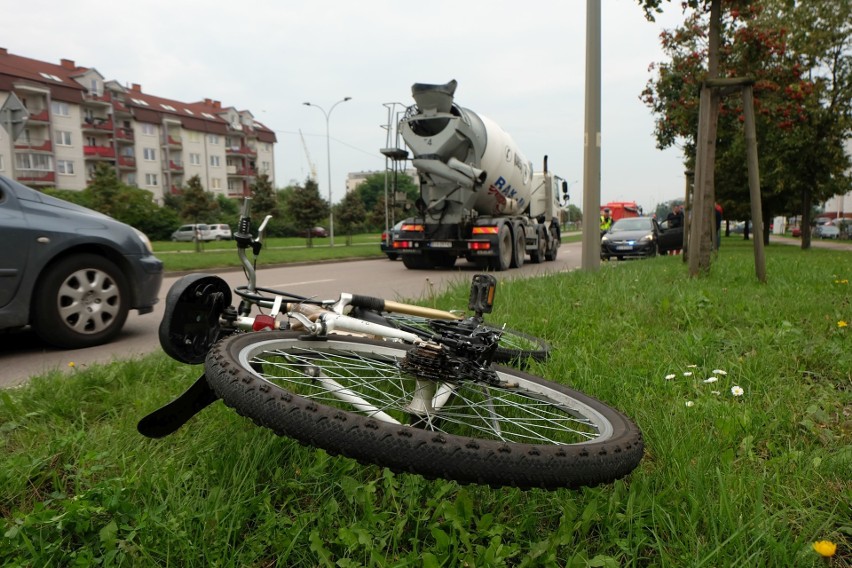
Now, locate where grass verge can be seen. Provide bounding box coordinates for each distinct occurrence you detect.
[1,240,849,566]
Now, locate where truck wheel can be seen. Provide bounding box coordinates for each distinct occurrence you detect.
[510,228,525,268]
[544,227,560,261]
[530,228,546,263]
[402,255,435,269]
[431,254,456,269]
[489,224,512,271]
[32,253,130,348]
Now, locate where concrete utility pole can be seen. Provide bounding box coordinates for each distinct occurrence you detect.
[581,0,602,271]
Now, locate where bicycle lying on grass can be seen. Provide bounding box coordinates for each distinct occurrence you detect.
[139,199,643,489]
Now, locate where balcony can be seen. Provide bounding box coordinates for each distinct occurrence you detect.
[26,109,50,123]
[15,140,52,152]
[84,145,116,159]
[115,128,135,143]
[168,160,184,172]
[112,99,131,114]
[227,166,257,177]
[83,91,112,106]
[225,145,257,157]
[118,156,137,169]
[17,171,55,184]
[81,117,114,132]
[165,135,182,148]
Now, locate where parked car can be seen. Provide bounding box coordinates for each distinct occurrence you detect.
[0,175,163,348]
[171,223,212,242]
[815,223,840,239]
[207,224,232,240]
[380,221,404,260]
[600,217,658,260]
[655,219,684,255]
[299,226,328,238]
[791,226,802,237]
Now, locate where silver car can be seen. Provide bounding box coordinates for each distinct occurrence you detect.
[171,223,212,242]
[815,223,840,239]
[0,175,163,348]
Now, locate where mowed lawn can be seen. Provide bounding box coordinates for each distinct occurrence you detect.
[1,238,849,566]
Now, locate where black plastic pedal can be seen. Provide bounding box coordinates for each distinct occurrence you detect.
[468,274,497,317]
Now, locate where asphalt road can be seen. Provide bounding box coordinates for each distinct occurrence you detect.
[0,243,582,388]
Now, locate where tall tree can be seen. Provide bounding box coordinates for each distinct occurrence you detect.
[335,190,368,245]
[249,173,281,233]
[641,0,851,253]
[287,177,329,246]
[355,172,419,229]
[180,175,218,223]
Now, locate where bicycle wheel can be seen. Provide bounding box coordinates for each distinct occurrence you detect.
[380,313,551,363]
[204,331,643,489]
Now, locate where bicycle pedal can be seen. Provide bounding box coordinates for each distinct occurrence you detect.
[468,274,497,316]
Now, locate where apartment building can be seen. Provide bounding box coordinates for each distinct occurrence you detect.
[0,48,275,201]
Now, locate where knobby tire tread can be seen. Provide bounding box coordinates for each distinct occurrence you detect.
[204,331,643,489]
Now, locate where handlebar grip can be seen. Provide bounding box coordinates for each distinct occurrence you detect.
[349,294,386,312]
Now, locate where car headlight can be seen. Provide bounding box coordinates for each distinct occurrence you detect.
[639,233,655,243]
[601,235,610,243]
[133,228,154,253]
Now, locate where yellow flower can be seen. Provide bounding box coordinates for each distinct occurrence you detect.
[812,540,836,557]
[838,320,848,328]
[68,362,76,368]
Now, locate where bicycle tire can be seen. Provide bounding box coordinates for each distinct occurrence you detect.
[379,313,551,363]
[204,331,643,489]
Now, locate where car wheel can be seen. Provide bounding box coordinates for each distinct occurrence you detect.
[32,254,130,349]
[387,253,399,261]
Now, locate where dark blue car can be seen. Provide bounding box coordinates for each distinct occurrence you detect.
[0,175,163,348]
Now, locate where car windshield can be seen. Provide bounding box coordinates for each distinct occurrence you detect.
[611,218,652,232]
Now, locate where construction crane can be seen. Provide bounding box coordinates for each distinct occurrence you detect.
[299,129,318,182]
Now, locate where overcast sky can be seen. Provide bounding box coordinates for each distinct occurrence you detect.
[3,0,691,213]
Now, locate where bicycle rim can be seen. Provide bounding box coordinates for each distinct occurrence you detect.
[205,331,643,489]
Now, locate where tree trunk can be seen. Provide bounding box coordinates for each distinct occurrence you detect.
[689,0,722,276]
[801,188,812,250]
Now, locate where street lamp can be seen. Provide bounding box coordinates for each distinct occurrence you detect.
[303,97,352,246]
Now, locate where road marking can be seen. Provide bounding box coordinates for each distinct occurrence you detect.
[268,278,336,288]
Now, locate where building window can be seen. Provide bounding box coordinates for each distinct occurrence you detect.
[207,134,219,144]
[51,101,70,116]
[54,130,72,146]
[16,153,52,171]
[210,155,220,167]
[141,123,156,136]
[189,153,201,166]
[261,161,270,173]
[126,173,137,186]
[211,178,221,189]
[143,148,156,161]
[145,173,158,186]
[188,131,200,143]
[57,160,75,175]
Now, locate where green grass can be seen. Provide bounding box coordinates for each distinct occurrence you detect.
[1,239,850,566]
[153,234,385,272]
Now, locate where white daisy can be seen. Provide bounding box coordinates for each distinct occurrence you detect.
[665,374,676,380]
[685,401,695,407]
[712,369,728,375]
[731,385,744,397]
[703,377,718,383]
[683,371,693,377]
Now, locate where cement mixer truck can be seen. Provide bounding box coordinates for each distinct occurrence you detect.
[387,80,567,271]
